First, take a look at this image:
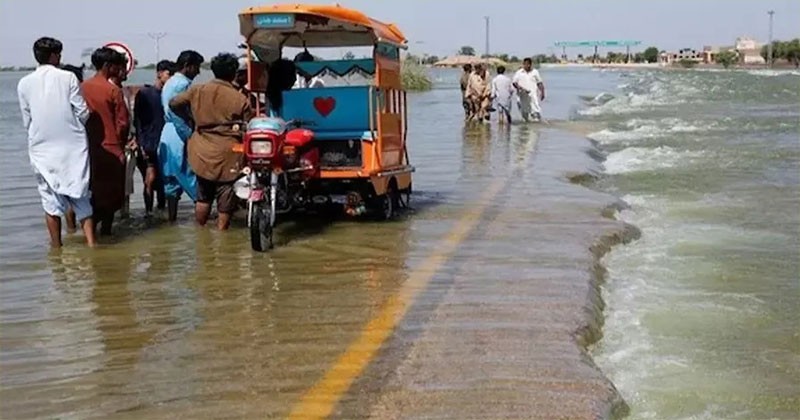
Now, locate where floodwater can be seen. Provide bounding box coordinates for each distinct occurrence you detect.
[0,67,798,419]
[585,69,800,419]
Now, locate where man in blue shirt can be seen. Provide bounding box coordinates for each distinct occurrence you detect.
[158,50,203,222]
[133,60,174,215]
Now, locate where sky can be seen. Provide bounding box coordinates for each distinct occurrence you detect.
[1,0,799,66]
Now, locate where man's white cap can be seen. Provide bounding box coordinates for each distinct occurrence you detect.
[238,57,248,71]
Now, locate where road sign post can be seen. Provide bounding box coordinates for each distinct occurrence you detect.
[103,42,135,75]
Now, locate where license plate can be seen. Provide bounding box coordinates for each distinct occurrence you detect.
[250,189,265,201]
[330,195,347,204]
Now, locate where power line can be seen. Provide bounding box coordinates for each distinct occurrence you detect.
[147,32,167,63]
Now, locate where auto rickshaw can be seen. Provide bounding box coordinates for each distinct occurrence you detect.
[235,4,414,250]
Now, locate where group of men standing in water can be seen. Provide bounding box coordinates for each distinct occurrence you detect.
[460,57,546,124]
[18,37,256,248]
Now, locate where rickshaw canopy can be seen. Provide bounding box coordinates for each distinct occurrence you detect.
[239,4,407,49]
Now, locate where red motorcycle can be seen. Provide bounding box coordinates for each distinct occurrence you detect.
[233,117,319,251]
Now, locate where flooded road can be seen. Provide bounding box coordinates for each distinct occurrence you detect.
[1,68,631,418]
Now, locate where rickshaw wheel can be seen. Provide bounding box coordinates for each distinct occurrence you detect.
[376,183,397,221]
[399,183,412,209]
[250,203,273,252]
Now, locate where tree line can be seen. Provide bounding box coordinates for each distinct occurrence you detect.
[446,40,799,68]
[446,45,663,64]
[761,39,800,67]
[0,66,36,72]
[453,46,552,63]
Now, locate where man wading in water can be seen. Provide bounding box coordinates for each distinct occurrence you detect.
[81,47,130,235]
[59,63,85,233]
[170,53,253,230]
[111,67,139,220]
[17,37,97,247]
[467,63,491,122]
[459,63,473,119]
[133,60,174,216]
[491,65,515,125]
[513,57,546,122]
[159,50,204,222]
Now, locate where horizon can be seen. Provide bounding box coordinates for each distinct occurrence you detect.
[1,0,799,67]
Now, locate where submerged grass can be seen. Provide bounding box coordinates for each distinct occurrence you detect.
[401,62,433,91]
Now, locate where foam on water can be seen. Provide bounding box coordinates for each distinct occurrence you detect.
[744,69,800,77]
[626,117,705,132]
[588,118,708,144]
[590,92,616,105]
[578,92,685,116]
[578,76,702,116]
[603,146,706,174]
[589,126,663,142]
[686,68,800,78]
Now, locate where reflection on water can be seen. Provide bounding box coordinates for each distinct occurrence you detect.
[461,123,492,176]
[1,216,415,418]
[0,65,561,417]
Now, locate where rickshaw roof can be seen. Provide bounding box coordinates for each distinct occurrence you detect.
[239,4,407,48]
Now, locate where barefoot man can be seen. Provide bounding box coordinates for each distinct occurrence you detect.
[17,37,97,247]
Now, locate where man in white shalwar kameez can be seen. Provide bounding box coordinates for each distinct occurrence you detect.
[513,57,546,122]
[17,37,96,247]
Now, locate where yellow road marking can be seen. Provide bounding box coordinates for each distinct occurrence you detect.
[287,180,505,420]
[287,131,538,420]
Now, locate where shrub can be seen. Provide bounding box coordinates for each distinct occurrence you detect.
[643,47,660,63]
[715,50,737,69]
[401,61,432,91]
[678,59,697,68]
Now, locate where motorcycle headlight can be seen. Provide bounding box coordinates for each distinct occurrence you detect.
[250,140,273,155]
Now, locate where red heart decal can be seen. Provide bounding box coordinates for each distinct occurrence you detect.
[313,97,336,117]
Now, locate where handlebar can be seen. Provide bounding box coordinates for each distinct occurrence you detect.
[236,118,316,132]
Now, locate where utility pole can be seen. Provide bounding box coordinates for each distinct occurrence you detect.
[484,16,490,57]
[147,32,167,63]
[767,10,775,68]
[415,40,425,65]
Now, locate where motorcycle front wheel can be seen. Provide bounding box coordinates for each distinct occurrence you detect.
[249,202,273,252]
